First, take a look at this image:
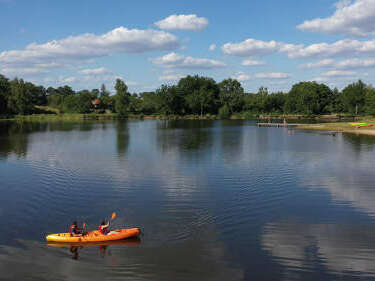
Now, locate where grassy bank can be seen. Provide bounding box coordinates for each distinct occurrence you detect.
[295,117,375,136]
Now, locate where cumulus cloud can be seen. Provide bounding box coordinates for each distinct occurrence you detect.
[321,70,357,77]
[232,73,251,81]
[151,52,226,69]
[297,0,375,37]
[0,26,179,75]
[255,72,291,79]
[155,14,208,31]
[281,39,375,59]
[300,59,335,69]
[222,39,279,57]
[209,44,216,51]
[301,58,375,70]
[241,59,266,66]
[222,37,375,60]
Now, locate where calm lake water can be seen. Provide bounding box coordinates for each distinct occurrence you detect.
[1,119,375,281]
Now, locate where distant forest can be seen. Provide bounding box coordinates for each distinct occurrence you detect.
[0,73,374,118]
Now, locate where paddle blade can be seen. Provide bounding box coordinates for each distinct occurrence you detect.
[111,212,117,220]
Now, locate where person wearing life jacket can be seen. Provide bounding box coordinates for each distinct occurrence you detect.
[98,220,120,235]
[69,221,83,237]
[99,220,111,235]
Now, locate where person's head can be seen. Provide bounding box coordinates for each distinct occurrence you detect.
[73,221,77,226]
[101,220,106,225]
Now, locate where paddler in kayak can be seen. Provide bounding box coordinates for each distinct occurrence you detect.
[99,220,120,235]
[69,221,83,237]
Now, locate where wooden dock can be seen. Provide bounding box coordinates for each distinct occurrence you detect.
[257,123,302,128]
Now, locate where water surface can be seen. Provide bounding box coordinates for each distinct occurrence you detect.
[1,120,375,281]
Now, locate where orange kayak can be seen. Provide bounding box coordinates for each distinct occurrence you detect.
[47,237,141,247]
[46,228,140,243]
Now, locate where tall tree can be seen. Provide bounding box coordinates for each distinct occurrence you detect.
[100,84,109,97]
[285,82,332,114]
[8,79,33,115]
[114,79,129,116]
[178,75,219,115]
[0,74,10,114]
[218,78,244,113]
[156,85,183,115]
[341,80,366,115]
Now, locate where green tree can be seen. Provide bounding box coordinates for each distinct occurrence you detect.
[8,79,34,115]
[365,86,375,115]
[218,78,244,113]
[285,82,332,115]
[178,75,219,115]
[156,85,183,115]
[0,74,10,114]
[91,89,100,99]
[341,80,366,115]
[114,79,129,116]
[139,92,159,114]
[100,84,110,97]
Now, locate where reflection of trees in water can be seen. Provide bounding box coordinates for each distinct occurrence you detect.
[0,121,48,158]
[47,121,94,132]
[219,120,244,162]
[115,121,129,157]
[156,120,214,156]
[0,121,101,159]
[343,133,375,152]
[262,222,375,278]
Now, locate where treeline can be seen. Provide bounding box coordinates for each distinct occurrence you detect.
[1,73,375,117]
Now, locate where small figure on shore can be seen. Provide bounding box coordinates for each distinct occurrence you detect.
[69,221,83,237]
[283,118,287,127]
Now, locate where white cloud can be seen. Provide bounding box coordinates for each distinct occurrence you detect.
[300,59,335,69]
[269,81,287,85]
[159,74,185,81]
[209,44,216,51]
[321,70,357,77]
[255,72,291,79]
[155,14,208,31]
[0,26,179,75]
[281,39,375,59]
[297,0,375,37]
[222,38,375,60]
[312,77,330,83]
[60,77,77,83]
[151,52,226,69]
[241,59,266,66]
[232,73,251,81]
[222,39,279,57]
[1,67,49,77]
[78,67,113,75]
[301,58,375,70]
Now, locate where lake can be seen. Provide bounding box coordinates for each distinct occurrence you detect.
[1,119,375,281]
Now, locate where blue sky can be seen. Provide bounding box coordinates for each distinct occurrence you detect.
[1,0,374,93]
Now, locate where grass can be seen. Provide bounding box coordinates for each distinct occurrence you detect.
[295,117,375,136]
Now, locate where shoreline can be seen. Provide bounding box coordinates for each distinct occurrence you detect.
[295,122,375,136]
[2,113,375,137]
[0,113,357,121]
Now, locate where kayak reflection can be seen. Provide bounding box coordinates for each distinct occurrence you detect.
[47,238,141,260]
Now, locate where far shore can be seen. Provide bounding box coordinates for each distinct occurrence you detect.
[1,113,375,137]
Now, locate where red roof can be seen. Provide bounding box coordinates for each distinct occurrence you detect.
[93,98,101,105]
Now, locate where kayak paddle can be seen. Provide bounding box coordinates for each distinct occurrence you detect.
[111,212,116,221]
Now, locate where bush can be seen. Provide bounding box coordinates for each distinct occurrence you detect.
[218,105,231,119]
